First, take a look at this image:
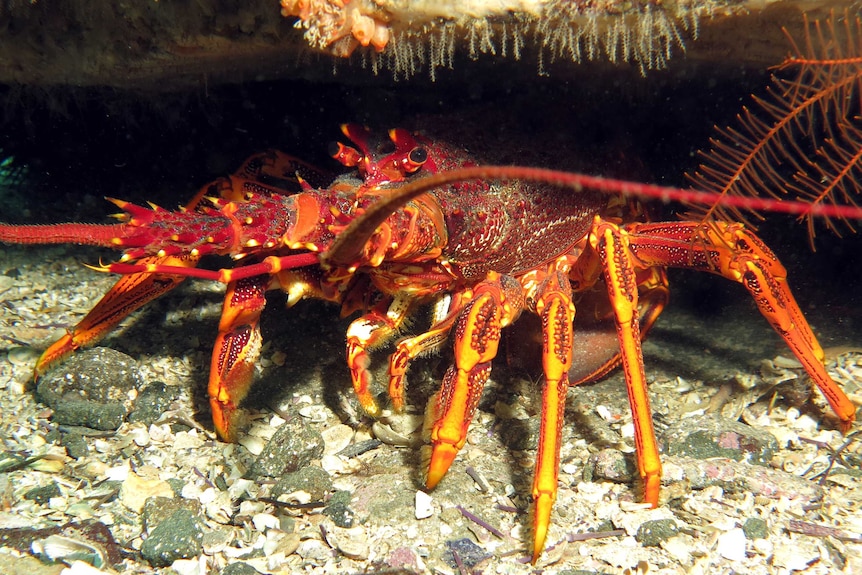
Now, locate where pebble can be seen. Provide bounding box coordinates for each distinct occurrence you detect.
[321,423,353,454]
[270,465,333,502]
[415,490,434,519]
[442,538,490,569]
[37,347,142,431]
[323,490,355,528]
[635,519,679,547]
[324,525,369,560]
[742,517,769,539]
[140,508,204,567]
[60,431,90,459]
[142,497,204,533]
[247,419,324,479]
[6,345,39,366]
[371,420,415,446]
[201,530,232,555]
[251,513,280,532]
[583,448,635,483]
[221,563,263,575]
[716,527,747,561]
[296,539,332,565]
[128,381,180,426]
[24,482,62,505]
[119,472,175,513]
[321,453,361,474]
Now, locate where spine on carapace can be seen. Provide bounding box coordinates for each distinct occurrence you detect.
[0,223,129,246]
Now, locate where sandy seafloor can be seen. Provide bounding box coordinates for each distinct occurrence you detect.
[1,222,861,574]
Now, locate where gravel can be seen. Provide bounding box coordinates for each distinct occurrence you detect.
[1,242,861,574]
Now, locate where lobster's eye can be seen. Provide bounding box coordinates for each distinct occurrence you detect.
[407,146,428,166]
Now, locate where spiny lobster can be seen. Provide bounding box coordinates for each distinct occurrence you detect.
[0,125,857,562]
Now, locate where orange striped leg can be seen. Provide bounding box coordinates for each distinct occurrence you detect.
[531,260,575,562]
[704,224,856,430]
[626,221,856,432]
[426,273,524,488]
[592,218,661,506]
[209,274,272,441]
[36,254,198,377]
[388,294,466,411]
[346,293,413,417]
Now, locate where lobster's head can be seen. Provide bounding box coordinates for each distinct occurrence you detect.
[329,124,438,188]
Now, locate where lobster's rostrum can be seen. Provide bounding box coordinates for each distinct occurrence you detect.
[0,125,855,561]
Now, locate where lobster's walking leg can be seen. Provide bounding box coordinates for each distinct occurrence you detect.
[36,255,199,376]
[591,218,662,506]
[567,265,670,386]
[346,293,413,416]
[388,293,467,411]
[209,274,273,441]
[628,221,857,431]
[426,273,524,488]
[530,257,576,562]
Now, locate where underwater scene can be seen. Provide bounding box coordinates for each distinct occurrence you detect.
[0,1,861,573]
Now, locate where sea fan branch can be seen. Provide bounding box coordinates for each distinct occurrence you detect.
[686,9,862,244]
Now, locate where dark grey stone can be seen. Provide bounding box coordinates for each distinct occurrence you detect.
[271,465,333,502]
[37,347,142,431]
[743,517,768,539]
[128,381,180,425]
[24,482,61,504]
[220,563,263,575]
[247,419,325,479]
[635,518,679,546]
[323,490,355,528]
[140,508,204,567]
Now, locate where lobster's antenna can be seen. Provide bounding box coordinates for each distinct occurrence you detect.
[321,165,862,268]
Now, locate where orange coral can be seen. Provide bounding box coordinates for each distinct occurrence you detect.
[280,0,390,56]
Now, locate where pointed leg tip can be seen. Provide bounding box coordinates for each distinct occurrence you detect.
[531,534,547,565]
[532,493,553,563]
[425,442,458,489]
[211,401,239,443]
[357,394,381,418]
[643,476,661,508]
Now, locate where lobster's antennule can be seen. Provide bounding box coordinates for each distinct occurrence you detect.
[0,222,129,247]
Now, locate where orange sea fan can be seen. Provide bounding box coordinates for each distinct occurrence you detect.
[687,9,862,247]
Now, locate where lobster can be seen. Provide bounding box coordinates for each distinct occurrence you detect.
[0,125,857,562]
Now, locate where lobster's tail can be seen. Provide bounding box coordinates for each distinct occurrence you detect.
[0,223,129,247]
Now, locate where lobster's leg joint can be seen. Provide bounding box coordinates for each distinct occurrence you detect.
[36,255,199,377]
[209,274,272,441]
[531,257,576,562]
[346,292,414,417]
[426,273,524,489]
[388,293,464,412]
[592,218,662,507]
[627,221,857,432]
